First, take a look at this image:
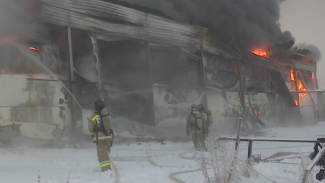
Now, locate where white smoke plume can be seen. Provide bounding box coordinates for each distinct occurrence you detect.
[294,43,322,63]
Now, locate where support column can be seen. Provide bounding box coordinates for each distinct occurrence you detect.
[314,72,318,90]
[236,62,247,115]
[248,140,253,165]
[201,51,208,107]
[147,42,153,88]
[67,27,76,135]
[235,61,250,130]
[320,92,325,120]
[146,42,155,125]
[294,68,300,106]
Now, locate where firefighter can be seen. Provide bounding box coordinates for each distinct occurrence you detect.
[88,99,114,172]
[186,104,207,151]
[198,104,212,140]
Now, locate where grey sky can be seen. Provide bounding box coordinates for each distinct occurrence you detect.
[280,0,325,87]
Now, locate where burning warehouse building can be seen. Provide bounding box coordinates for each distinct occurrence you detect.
[0,0,322,141]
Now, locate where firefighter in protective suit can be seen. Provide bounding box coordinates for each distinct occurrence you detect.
[88,99,114,172]
[186,104,207,151]
[198,104,212,140]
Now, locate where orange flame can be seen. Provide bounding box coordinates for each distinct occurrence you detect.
[292,77,307,106]
[252,49,268,58]
[297,80,307,99]
[29,46,40,51]
[295,100,298,106]
[290,68,307,106]
[290,68,295,82]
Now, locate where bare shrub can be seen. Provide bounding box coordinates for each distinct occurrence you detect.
[201,155,211,183]
[201,136,245,183]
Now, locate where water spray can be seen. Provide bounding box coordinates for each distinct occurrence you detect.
[11,42,84,112]
[89,32,104,100]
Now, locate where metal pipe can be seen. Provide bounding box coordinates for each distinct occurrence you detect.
[248,140,253,165]
[219,137,319,143]
[235,117,242,151]
[228,117,242,181]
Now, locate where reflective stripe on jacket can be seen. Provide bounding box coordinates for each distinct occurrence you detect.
[88,112,110,142]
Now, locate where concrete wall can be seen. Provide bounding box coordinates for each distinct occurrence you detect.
[0,74,71,141]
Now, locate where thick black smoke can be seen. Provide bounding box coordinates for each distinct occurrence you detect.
[114,0,295,50]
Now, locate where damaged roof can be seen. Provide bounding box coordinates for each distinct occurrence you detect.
[40,0,316,72]
[41,0,208,51]
[2,0,311,73]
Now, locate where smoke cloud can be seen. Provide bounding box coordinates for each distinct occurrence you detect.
[294,43,322,63]
[112,0,295,50]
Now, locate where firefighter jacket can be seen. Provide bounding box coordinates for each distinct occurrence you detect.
[186,112,207,133]
[88,110,112,143]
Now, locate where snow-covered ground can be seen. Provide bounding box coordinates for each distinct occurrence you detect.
[2,123,325,183]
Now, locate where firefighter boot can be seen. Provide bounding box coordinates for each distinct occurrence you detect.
[101,163,111,172]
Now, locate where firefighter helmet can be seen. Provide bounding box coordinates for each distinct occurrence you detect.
[191,104,198,112]
[94,99,106,111]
